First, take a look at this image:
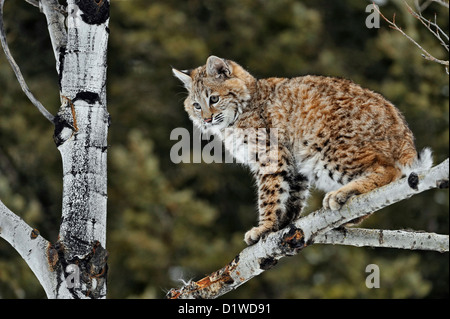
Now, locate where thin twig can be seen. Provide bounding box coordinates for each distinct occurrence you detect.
[431,0,449,8]
[405,1,449,52]
[374,2,449,72]
[0,0,55,123]
[24,0,39,8]
[415,0,434,12]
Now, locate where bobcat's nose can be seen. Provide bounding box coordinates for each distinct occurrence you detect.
[204,117,213,123]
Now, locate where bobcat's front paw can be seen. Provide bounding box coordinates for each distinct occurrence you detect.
[323,190,352,211]
[244,226,270,245]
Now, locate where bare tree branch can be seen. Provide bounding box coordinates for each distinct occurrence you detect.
[167,159,449,299]
[406,1,449,52]
[374,1,449,73]
[0,0,55,123]
[315,228,449,252]
[39,0,67,73]
[0,199,73,298]
[24,0,39,8]
[432,0,449,9]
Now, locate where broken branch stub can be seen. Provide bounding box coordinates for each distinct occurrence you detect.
[166,226,307,299]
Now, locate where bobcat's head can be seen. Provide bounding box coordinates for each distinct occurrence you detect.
[173,56,255,133]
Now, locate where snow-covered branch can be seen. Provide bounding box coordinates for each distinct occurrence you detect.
[167,159,449,299]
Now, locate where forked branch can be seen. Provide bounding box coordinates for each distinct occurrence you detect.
[431,0,449,9]
[374,1,449,73]
[167,159,449,299]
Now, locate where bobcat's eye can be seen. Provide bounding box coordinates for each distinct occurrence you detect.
[209,96,219,105]
[193,102,201,110]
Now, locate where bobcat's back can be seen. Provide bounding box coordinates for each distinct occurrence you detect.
[253,75,429,191]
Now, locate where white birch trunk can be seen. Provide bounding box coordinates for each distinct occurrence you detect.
[52,0,110,299]
[0,0,110,299]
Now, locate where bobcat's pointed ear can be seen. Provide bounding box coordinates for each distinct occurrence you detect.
[206,55,232,79]
[172,68,193,90]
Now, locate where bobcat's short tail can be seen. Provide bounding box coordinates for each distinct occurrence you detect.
[400,147,433,176]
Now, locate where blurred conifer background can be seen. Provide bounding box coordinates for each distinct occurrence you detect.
[0,0,448,298]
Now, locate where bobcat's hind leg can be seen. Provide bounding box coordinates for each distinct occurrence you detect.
[281,172,310,227]
[323,165,402,212]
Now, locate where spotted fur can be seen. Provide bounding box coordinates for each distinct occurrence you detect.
[173,56,432,245]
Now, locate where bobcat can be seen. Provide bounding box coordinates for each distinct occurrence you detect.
[173,55,432,245]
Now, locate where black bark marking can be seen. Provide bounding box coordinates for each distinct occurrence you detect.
[378,230,384,245]
[75,0,110,25]
[73,91,101,105]
[53,114,76,146]
[58,46,67,88]
[52,240,108,299]
[259,257,278,270]
[437,179,449,189]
